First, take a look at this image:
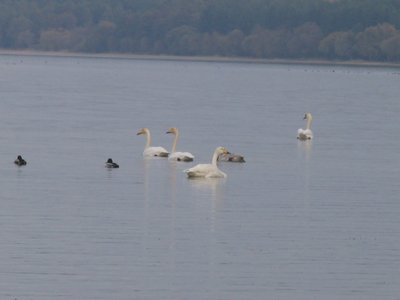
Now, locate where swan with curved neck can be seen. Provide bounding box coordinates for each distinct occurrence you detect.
[184,146,229,178]
[166,127,194,162]
[137,128,169,157]
[297,113,313,140]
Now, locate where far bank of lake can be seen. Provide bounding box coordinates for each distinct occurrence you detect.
[1,49,400,69]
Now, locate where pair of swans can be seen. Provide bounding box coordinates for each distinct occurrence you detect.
[137,127,194,161]
[297,113,313,140]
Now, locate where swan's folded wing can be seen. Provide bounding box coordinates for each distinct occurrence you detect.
[297,129,313,140]
[297,128,304,135]
[144,146,169,157]
[303,129,313,137]
[184,164,212,177]
[184,163,227,178]
[181,152,194,159]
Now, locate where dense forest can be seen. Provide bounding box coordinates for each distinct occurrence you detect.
[1,0,400,61]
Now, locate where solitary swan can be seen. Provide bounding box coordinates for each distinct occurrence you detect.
[297,113,313,140]
[184,146,230,178]
[166,127,194,162]
[218,152,245,163]
[137,128,169,158]
[14,155,27,166]
[105,158,119,168]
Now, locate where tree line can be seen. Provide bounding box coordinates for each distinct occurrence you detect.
[1,0,400,61]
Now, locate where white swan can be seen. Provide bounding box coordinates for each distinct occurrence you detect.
[297,112,313,140]
[184,146,230,178]
[166,127,194,162]
[137,128,169,157]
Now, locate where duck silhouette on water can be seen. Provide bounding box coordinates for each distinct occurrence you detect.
[105,158,119,168]
[14,155,27,166]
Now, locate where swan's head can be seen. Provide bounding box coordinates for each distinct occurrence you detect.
[166,127,178,135]
[216,146,230,155]
[17,155,23,160]
[137,128,149,136]
[107,158,113,163]
[304,113,313,121]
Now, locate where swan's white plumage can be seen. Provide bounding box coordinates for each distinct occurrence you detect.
[297,128,313,140]
[137,128,169,158]
[184,146,229,178]
[166,127,194,162]
[185,164,226,178]
[143,146,169,157]
[297,113,313,140]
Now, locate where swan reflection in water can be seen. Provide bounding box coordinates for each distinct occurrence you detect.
[187,177,226,213]
[297,138,312,209]
[140,153,227,213]
[297,138,312,161]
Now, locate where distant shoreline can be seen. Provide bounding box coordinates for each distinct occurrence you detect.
[1,49,400,69]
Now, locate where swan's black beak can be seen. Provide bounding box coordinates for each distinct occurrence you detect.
[166,131,171,134]
[303,114,307,119]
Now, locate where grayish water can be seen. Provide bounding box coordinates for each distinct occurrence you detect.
[1,54,399,299]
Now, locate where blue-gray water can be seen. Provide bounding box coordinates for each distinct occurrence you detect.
[1,54,399,300]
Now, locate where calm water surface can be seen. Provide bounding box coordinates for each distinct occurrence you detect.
[0,54,399,299]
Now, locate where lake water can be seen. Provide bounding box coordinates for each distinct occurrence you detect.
[0,54,399,300]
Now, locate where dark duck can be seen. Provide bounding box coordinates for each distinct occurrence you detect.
[105,158,119,168]
[14,155,27,166]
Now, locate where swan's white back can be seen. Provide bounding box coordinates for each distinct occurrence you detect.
[185,164,227,178]
[297,128,313,140]
[143,146,169,157]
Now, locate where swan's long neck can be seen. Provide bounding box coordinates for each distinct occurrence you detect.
[306,117,312,130]
[145,130,151,149]
[171,132,178,153]
[211,150,219,166]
